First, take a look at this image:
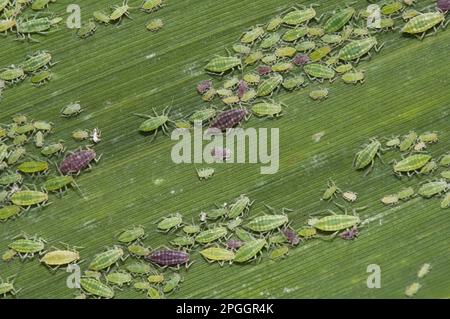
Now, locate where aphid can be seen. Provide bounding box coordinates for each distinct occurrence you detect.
[417,263,432,278]
[282,75,306,90]
[322,179,341,200]
[110,0,132,23]
[183,224,200,234]
[282,228,300,246]
[0,205,22,222]
[13,134,28,145]
[240,89,257,103]
[226,239,244,250]
[0,276,20,297]
[399,131,418,152]
[80,277,114,299]
[292,53,310,66]
[59,148,100,175]
[205,56,241,75]
[440,154,450,166]
[227,194,252,218]
[437,0,450,12]
[2,249,18,262]
[376,18,397,32]
[128,244,150,257]
[381,194,399,206]
[11,190,48,208]
[441,192,450,209]
[223,76,239,89]
[78,20,97,38]
[8,234,46,258]
[17,161,49,174]
[256,73,283,97]
[353,139,382,174]
[133,281,150,290]
[136,106,172,138]
[339,226,359,240]
[234,239,267,263]
[145,249,190,267]
[232,44,251,54]
[401,12,446,39]
[402,9,421,20]
[15,18,55,41]
[84,270,102,280]
[321,34,342,45]
[117,226,145,243]
[405,282,421,297]
[244,51,263,65]
[297,227,317,238]
[235,228,255,242]
[41,142,65,157]
[7,147,26,165]
[175,120,191,129]
[147,286,162,299]
[271,61,294,73]
[243,73,260,85]
[246,214,288,232]
[352,27,370,37]
[342,71,365,84]
[43,175,78,194]
[338,38,381,63]
[126,262,152,275]
[306,26,325,37]
[106,272,132,287]
[417,180,448,198]
[196,167,215,180]
[309,45,331,62]
[170,236,195,248]
[385,136,401,148]
[227,217,243,230]
[163,273,182,293]
[282,6,317,26]
[204,207,228,220]
[93,11,111,24]
[260,33,281,49]
[147,273,164,284]
[313,213,360,232]
[393,154,432,176]
[419,161,437,174]
[381,1,404,16]
[323,7,355,33]
[0,172,23,187]
[303,63,335,81]
[440,169,450,180]
[141,0,164,13]
[88,247,124,271]
[266,16,283,31]
[251,101,282,117]
[209,108,248,131]
[146,18,163,32]
[397,187,415,201]
[200,247,235,265]
[418,132,438,144]
[195,226,228,244]
[30,70,52,86]
[222,95,240,106]
[0,0,10,13]
[189,108,216,123]
[157,213,183,232]
[40,249,80,267]
[61,102,83,117]
[20,51,53,72]
[268,233,287,245]
[295,41,316,52]
[342,191,358,202]
[31,0,55,10]
[240,26,265,44]
[309,88,329,100]
[275,46,297,58]
[0,66,25,84]
[33,121,53,132]
[335,63,353,74]
[282,27,307,42]
[269,245,289,260]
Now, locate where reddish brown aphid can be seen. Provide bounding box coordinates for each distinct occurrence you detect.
[209,109,248,132]
[339,226,359,240]
[293,54,309,66]
[59,149,97,175]
[197,80,212,94]
[282,228,300,246]
[226,239,244,250]
[145,249,190,267]
[236,80,249,98]
[258,65,272,76]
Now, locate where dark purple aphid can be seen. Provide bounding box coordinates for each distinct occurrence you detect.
[59,149,96,175]
[236,80,249,98]
[258,65,272,76]
[282,228,300,246]
[209,109,248,132]
[197,80,212,94]
[226,239,244,250]
[145,249,189,266]
[437,0,450,11]
[339,226,359,240]
[293,54,309,66]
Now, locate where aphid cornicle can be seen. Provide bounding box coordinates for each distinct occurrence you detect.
[59,148,99,175]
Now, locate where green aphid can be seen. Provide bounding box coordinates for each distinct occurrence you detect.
[256,73,283,97]
[43,175,77,193]
[61,102,83,117]
[342,71,365,84]
[175,120,191,129]
[269,233,287,245]
[0,66,25,83]
[296,40,316,52]
[282,75,306,90]
[261,54,277,65]
[232,44,251,54]
[0,190,8,201]
[402,9,420,21]
[376,18,396,32]
[240,89,257,103]
[393,154,431,176]
[335,63,353,74]
[84,270,102,280]
[297,227,317,238]
[41,142,65,157]
[401,12,446,39]
[88,247,124,271]
[93,11,111,24]
[245,214,289,232]
[147,273,164,284]
[419,161,438,175]
[326,55,341,66]
[0,0,10,12]
[0,205,22,222]
[2,249,18,262]
[117,226,145,243]
[340,25,353,40]
[441,193,450,209]
[197,167,215,180]
[136,106,172,138]
[353,139,382,174]
[33,121,53,132]
[223,76,239,89]
[306,26,324,37]
[141,0,164,13]
[270,245,289,260]
[80,277,114,299]
[195,226,228,244]
[381,194,399,206]
[323,7,355,33]
[439,154,450,167]
[404,282,421,297]
[313,213,360,232]
[7,147,26,165]
[146,18,163,32]
[110,0,132,23]
[15,123,35,135]
[0,276,20,297]
[128,244,150,257]
[0,172,23,186]
[243,73,260,85]
[234,239,267,263]
[147,286,162,299]
[13,134,28,145]
[251,101,283,117]
[133,281,150,290]
[260,33,281,49]
[11,190,48,207]
[321,34,342,45]
[322,179,341,201]
[189,108,216,123]
[381,1,403,15]
[282,6,317,26]
[227,217,243,230]
[240,26,265,44]
[304,63,335,81]
[418,132,438,144]
[0,144,9,162]
[282,27,307,42]
[235,228,255,242]
[40,249,80,267]
[338,38,381,62]
[309,46,331,62]
[205,207,228,220]
[399,131,418,152]
[170,236,195,247]
[397,187,415,201]
[9,234,46,257]
[20,51,53,73]
[216,88,233,97]
[417,180,448,198]
[275,46,297,58]
[352,27,369,37]
[106,272,132,287]
[309,88,329,100]
[266,16,283,31]
[78,20,97,38]
[0,18,16,34]
[0,163,7,173]
[16,17,55,40]
[244,51,263,65]
[182,224,200,235]
[441,170,450,180]
[31,0,56,11]
[227,194,252,218]
[200,247,235,264]
[17,161,48,174]
[163,273,181,293]
[385,136,400,148]
[157,213,183,232]
[271,61,294,73]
